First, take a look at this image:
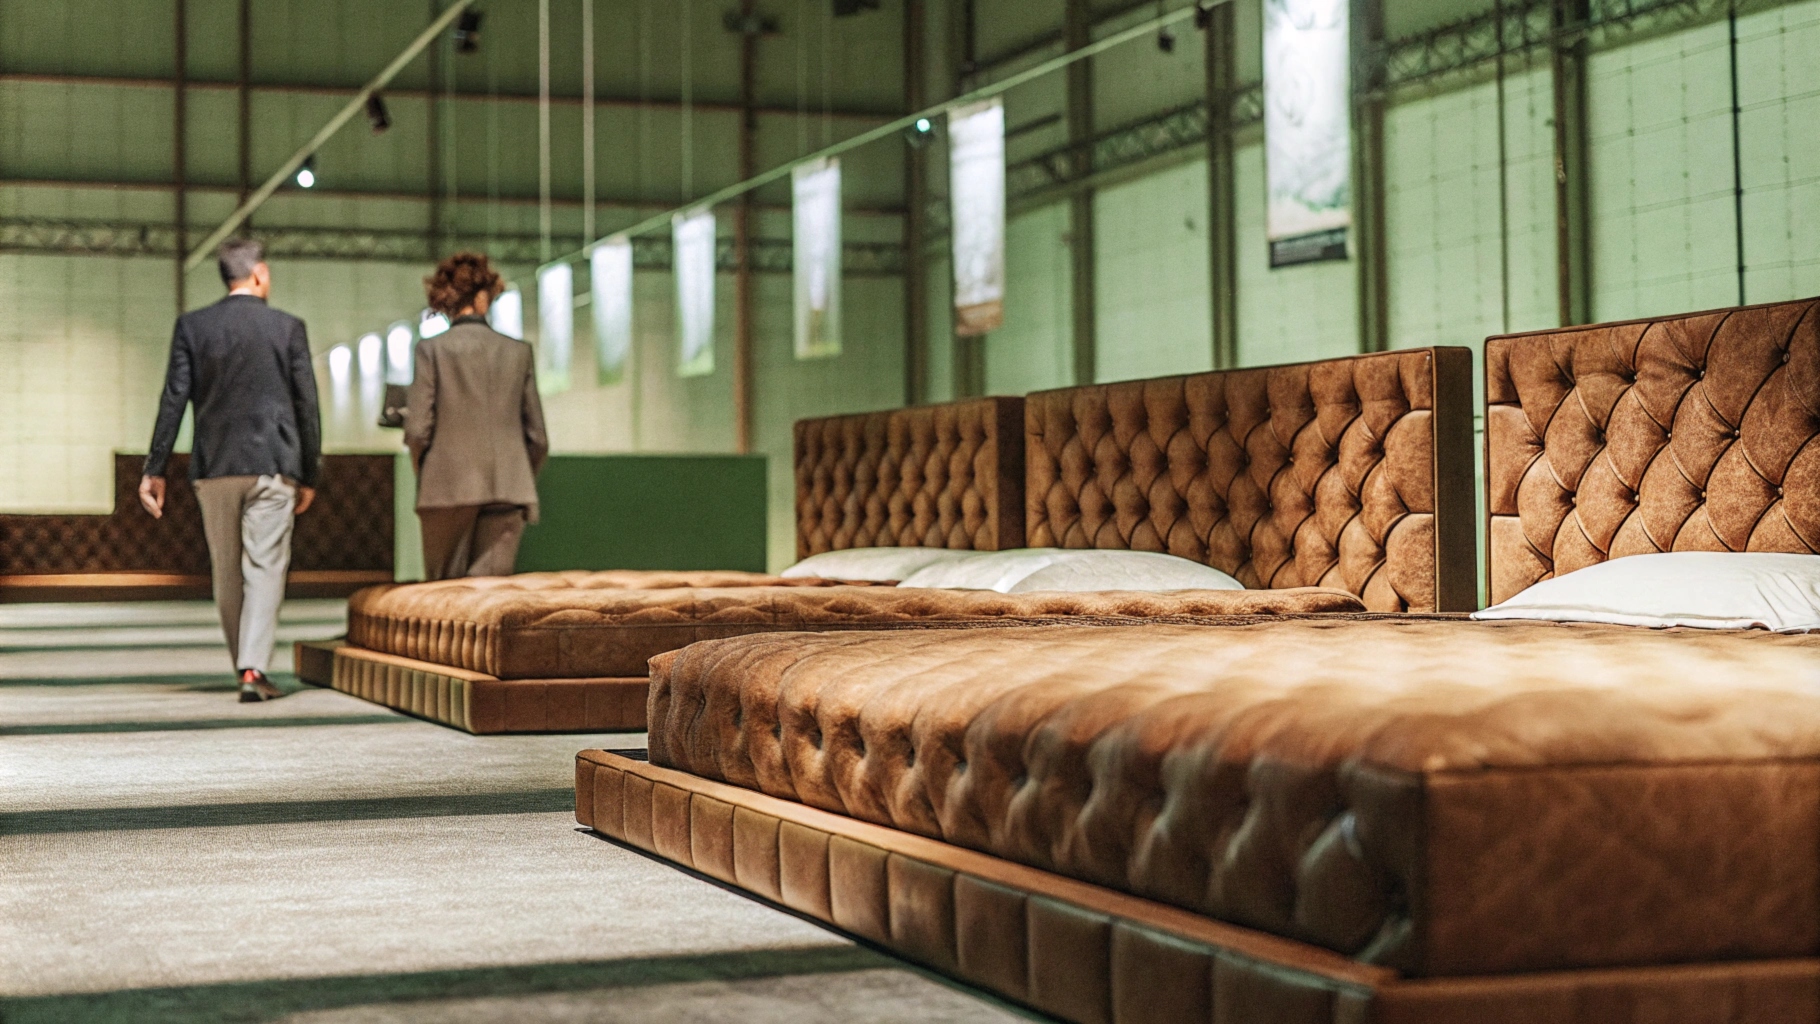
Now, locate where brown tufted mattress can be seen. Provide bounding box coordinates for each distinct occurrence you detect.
[347,572,1366,680]
[632,619,1820,980]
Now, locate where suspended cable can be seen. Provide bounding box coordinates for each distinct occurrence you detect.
[545,0,1221,270]
[681,0,694,200]
[796,0,808,156]
[582,0,597,243]
[539,0,552,262]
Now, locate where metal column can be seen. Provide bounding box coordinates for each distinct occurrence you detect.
[1551,0,1592,326]
[1205,0,1238,369]
[733,0,758,454]
[950,0,986,399]
[173,0,188,312]
[1065,0,1096,386]
[1351,0,1389,353]
[903,0,929,407]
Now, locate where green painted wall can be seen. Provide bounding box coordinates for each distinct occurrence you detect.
[514,454,768,574]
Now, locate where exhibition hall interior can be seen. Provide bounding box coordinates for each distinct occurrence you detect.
[6,0,1820,1021]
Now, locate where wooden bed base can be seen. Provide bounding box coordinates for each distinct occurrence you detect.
[296,641,647,734]
[574,750,1820,1024]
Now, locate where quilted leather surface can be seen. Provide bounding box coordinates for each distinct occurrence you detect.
[346,572,1364,678]
[1487,298,1820,602]
[0,454,393,574]
[1026,349,1475,612]
[648,619,1820,977]
[796,397,1025,559]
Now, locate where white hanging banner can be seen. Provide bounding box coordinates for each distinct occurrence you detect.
[792,157,842,360]
[673,208,716,377]
[489,287,524,340]
[535,262,574,394]
[948,97,1006,337]
[591,236,633,385]
[1264,0,1352,267]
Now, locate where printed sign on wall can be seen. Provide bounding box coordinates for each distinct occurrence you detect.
[1264,0,1352,267]
[673,208,716,377]
[591,237,633,385]
[948,97,1006,336]
[793,157,843,360]
[535,261,573,395]
[489,286,524,340]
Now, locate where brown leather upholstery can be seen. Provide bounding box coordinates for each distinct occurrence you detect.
[326,644,645,734]
[1486,297,1820,602]
[346,572,1364,678]
[796,397,1025,558]
[580,750,1820,1024]
[0,453,394,576]
[646,619,1820,979]
[1026,349,1475,612]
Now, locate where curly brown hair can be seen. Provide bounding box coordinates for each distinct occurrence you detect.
[424,251,503,316]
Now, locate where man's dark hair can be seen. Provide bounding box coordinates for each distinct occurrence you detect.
[217,237,266,287]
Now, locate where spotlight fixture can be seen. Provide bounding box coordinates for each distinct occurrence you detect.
[453,9,483,53]
[294,155,317,189]
[365,93,392,134]
[1194,1,1213,30]
[832,0,879,15]
[904,116,936,149]
[1157,27,1176,52]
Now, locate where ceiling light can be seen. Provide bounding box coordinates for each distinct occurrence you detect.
[295,155,317,189]
[454,10,483,53]
[366,94,392,134]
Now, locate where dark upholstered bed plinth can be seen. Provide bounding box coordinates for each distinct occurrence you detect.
[328,645,646,734]
[577,750,1820,1024]
[293,639,340,686]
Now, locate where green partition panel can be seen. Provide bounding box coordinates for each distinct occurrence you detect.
[513,454,769,573]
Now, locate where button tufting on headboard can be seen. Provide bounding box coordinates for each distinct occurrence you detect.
[1024,349,1476,612]
[1486,297,1820,604]
[794,397,1025,559]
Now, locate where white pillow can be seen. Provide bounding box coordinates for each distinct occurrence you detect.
[897,549,1067,592]
[898,548,1244,594]
[780,546,975,582]
[1472,552,1820,632]
[1007,550,1244,594]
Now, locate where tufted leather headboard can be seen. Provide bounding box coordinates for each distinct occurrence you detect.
[0,453,394,593]
[794,397,1025,559]
[1486,297,1820,603]
[1025,349,1477,612]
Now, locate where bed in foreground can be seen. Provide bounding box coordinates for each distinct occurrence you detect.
[576,297,1820,1021]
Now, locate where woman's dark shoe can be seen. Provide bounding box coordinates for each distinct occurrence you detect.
[238,669,284,702]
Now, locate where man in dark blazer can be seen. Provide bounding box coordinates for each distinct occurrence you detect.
[140,238,321,702]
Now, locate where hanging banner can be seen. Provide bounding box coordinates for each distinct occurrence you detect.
[948,97,1006,336]
[535,262,573,395]
[792,157,843,360]
[591,236,633,385]
[673,208,716,377]
[489,287,524,340]
[1264,0,1352,267]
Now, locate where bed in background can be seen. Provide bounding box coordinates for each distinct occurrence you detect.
[312,346,1476,733]
[578,297,1820,1022]
[300,396,1028,731]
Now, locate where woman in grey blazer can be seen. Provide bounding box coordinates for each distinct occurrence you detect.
[404,252,549,580]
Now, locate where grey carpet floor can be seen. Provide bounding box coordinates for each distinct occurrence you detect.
[0,601,1039,1024]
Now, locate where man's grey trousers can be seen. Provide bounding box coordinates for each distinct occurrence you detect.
[194,474,296,673]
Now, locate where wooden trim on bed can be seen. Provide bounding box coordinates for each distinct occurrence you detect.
[577,749,1820,1024]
